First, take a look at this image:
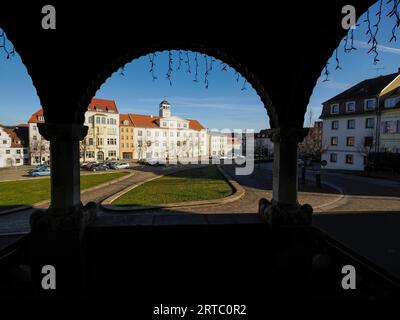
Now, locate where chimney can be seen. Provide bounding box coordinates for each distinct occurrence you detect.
[150,115,153,118]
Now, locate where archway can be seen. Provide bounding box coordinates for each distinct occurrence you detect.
[306,0,400,279]
[97,151,104,161]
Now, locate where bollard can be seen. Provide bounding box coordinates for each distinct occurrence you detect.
[316,173,321,188]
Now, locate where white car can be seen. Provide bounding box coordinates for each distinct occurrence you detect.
[145,158,165,166]
[112,162,130,169]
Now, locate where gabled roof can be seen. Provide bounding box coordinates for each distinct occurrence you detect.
[28,109,44,124]
[323,73,399,104]
[3,128,23,147]
[129,114,161,128]
[119,114,135,126]
[88,98,119,113]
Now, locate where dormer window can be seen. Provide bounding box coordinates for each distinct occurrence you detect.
[330,104,339,114]
[124,120,129,125]
[346,101,355,113]
[38,116,44,121]
[364,98,376,111]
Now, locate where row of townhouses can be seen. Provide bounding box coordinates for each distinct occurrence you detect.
[320,70,400,171]
[0,99,252,167]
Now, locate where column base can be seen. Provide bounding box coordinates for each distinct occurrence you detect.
[30,201,97,233]
[258,198,313,225]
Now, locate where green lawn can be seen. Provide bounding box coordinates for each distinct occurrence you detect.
[0,171,129,207]
[113,166,233,206]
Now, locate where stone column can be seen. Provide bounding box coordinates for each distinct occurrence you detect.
[28,123,96,298]
[258,127,314,297]
[39,123,86,211]
[258,127,313,225]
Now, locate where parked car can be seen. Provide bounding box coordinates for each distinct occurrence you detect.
[29,164,49,174]
[30,168,51,177]
[110,162,130,169]
[35,163,49,169]
[81,161,97,170]
[90,163,109,171]
[107,161,119,169]
[145,158,164,166]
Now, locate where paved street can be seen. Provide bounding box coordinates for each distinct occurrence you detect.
[1,163,400,279]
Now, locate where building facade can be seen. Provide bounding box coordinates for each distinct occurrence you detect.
[320,71,400,171]
[122,100,208,160]
[379,87,400,153]
[208,130,229,157]
[119,114,135,160]
[28,98,120,164]
[81,98,120,162]
[254,129,274,158]
[28,109,51,165]
[0,125,27,167]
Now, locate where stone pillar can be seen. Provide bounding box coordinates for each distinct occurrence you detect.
[38,123,86,211]
[29,123,96,298]
[259,127,312,225]
[258,127,314,298]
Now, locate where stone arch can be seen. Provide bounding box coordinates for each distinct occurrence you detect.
[77,41,279,129]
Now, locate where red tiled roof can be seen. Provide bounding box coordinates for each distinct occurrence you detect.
[16,124,29,128]
[3,128,23,148]
[119,114,134,126]
[28,98,118,124]
[88,98,118,113]
[187,119,205,131]
[28,109,44,124]
[129,114,160,128]
[128,114,205,131]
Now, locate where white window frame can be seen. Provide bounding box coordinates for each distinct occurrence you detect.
[330,104,339,114]
[364,98,376,111]
[346,101,356,113]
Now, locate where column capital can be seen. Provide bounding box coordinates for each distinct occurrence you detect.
[38,123,88,141]
[267,127,309,144]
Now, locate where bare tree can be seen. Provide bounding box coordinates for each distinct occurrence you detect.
[30,137,49,165]
[298,135,328,161]
[79,139,88,163]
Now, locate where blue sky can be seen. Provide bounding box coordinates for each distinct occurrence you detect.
[0,0,399,130]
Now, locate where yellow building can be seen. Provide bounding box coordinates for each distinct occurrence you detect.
[119,114,135,160]
[379,88,400,153]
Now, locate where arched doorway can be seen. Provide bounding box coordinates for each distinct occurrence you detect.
[97,151,104,161]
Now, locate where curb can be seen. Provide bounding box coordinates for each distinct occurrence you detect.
[307,178,346,212]
[33,171,134,208]
[101,165,245,212]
